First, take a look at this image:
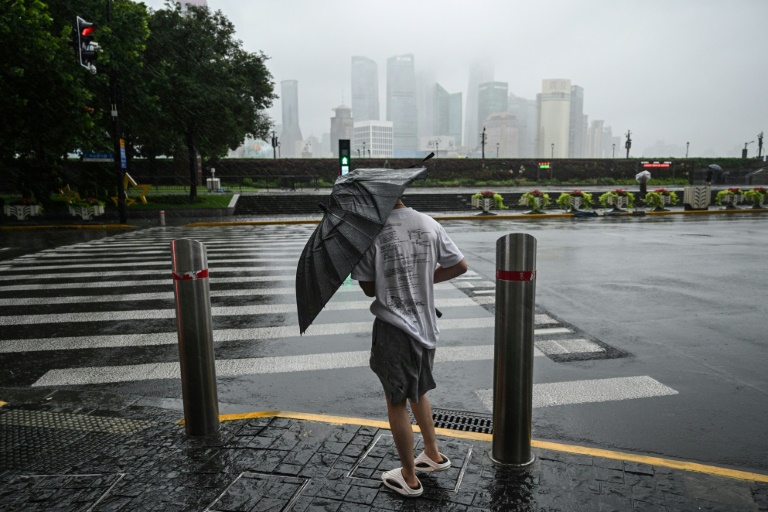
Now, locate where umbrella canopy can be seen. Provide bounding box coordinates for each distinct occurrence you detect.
[296,166,429,334]
[635,170,651,183]
[708,164,724,172]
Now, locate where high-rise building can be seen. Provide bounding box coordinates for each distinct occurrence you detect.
[538,79,571,158]
[569,85,585,158]
[330,104,354,158]
[386,54,418,155]
[485,112,519,158]
[280,80,303,158]
[508,93,537,158]
[478,82,508,144]
[353,120,394,158]
[416,69,436,140]
[351,56,379,123]
[464,61,494,149]
[434,83,462,145]
[588,119,604,158]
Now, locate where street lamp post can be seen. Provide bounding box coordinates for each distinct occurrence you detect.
[362,141,366,159]
[496,142,499,158]
[686,142,689,158]
[612,143,615,158]
[550,143,554,159]
[742,140,754,158]
[436,140,439,158]
[481,127,487,168]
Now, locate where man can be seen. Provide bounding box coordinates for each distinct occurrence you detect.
[352,197,468,497]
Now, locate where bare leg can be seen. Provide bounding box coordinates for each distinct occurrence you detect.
[385,397,420,488]
[409,394,443,462]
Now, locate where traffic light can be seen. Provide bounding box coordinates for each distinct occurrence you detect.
[76,16,99,74]
[339,139,351,176]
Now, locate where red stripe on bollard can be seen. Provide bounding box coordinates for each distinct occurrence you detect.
[496,270,536,282]
[172,269,209,281]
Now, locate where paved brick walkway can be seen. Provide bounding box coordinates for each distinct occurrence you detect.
[1,390,766,511]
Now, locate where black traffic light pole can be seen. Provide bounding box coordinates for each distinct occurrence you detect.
[107,0,127,224]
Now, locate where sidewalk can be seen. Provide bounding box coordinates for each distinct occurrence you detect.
[1,388,766,511]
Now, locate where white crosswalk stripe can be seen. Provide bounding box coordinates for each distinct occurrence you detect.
[0,226,678,409]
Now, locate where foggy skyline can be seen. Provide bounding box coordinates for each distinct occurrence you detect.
[143,0,768,157]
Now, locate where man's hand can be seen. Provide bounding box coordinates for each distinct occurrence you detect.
[434,258,468,284]
[359,281,375,297]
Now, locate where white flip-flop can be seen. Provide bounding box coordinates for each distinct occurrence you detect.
[414,451,451,472]
[381,468,423,497]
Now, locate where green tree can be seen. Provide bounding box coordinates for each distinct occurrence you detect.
[145,2,275,199]
[0,0,96,202]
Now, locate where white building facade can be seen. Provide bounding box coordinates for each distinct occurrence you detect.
[538,78,571,158]
[353,120,394,158]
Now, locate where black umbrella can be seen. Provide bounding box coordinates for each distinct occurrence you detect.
[296,163,430,334]
[708,164,724,172]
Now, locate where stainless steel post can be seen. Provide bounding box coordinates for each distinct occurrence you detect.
[171,239,219,436]
[491,233,537,466]
[159,210,166,226]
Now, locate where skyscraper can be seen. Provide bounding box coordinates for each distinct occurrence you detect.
[434,83,462,145]
[330,105,354,158]
[464,61,494,149]
[569,85,585,158]
[386,54,418,155]
[280,80,303,158]
[538,79,571,158]
[485,112,519,158]
[508,93,537,158]
[351,56,379,123]
[477,82,508,139]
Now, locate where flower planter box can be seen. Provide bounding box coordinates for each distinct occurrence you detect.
[481,197,493,213]
[607,195,629,210]
[683,186,710,210]
[720,194,743,209]
[3,204,42,220]
[68,205,105,220]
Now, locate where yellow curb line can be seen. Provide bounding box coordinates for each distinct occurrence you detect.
[0,224,137,230]
[182,207,768,226]
[181,410,768,483]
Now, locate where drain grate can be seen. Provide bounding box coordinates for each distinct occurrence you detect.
[412,407,493,434]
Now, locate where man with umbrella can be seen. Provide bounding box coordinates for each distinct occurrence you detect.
[636,169,651,204]
[352,196,468,497]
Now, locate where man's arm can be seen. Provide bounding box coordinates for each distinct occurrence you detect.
[359,281,375,297]
[434,258,468,284]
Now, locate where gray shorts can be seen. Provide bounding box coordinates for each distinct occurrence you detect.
[370,318,436,405]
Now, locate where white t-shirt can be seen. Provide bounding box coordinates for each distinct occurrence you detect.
[351,207,464,348]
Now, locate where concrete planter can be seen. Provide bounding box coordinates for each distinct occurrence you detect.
[4,204,42,220]
[68,205,105,220]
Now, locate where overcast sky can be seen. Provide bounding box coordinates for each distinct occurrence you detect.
[142,0,767,157]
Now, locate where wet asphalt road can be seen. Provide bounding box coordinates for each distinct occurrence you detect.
[0,213,766,475]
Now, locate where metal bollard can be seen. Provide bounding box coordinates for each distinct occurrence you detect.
[171,239,220,436]
[491,233,537,467]
[159,210,166,226]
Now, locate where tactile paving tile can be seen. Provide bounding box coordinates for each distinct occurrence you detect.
[206,472,309,511]
[0,425,88,470]
[0,409,155,434]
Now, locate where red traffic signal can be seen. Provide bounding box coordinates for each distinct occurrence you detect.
[76,16,98,73]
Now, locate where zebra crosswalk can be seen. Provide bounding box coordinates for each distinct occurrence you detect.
[0,225,679,412]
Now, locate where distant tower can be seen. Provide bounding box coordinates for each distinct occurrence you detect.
[485,112,520,158]
[477,82,508,139]
[508,93,537,158]
[351,56,379,122]
[464,61,494,149]
[569,85,585,158]
[386,54,418,155]
[538,78,571,158]
[434,83,462,145]
[330,104,354,158]
[280,80,303,158]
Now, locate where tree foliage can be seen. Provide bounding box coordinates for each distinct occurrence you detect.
[144,2,275,198]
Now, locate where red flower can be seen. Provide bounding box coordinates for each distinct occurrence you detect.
[613,189,628,196]
[727,187,742,193]
[570,190,584,196]
[480,190,495,197]
[754,187,766,193]
[653,188,669,195]
[529,189,543,196]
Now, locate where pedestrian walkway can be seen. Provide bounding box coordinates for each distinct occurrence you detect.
[1,388,766,511]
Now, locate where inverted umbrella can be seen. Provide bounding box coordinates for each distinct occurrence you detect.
[296,165,429,334]
[635,170,651,183]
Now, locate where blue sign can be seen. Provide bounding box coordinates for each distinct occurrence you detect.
[82,152,113,162]
[119,147,127,169]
